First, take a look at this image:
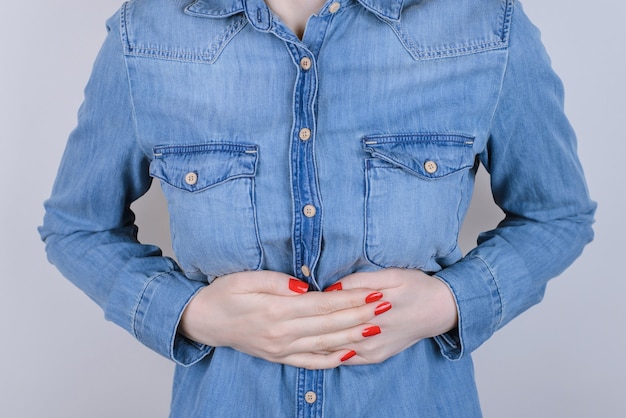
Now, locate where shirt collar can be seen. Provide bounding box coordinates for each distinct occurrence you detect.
[185,0,245,18]
[185,0,403,22]
[358,0,403,21]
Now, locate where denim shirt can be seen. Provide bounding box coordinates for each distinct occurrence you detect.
[40,0,596,416]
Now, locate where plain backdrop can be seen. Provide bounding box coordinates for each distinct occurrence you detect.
[1,1,624,417]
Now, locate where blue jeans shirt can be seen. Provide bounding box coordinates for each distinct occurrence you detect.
[40,0,596,416]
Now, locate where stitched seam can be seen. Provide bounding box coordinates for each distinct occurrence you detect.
[472,254,505,330]
[124,16,247,64]
[384,3,510,61]
[131,272,171,339]
[364,133,475,145]
[499,0,514,42]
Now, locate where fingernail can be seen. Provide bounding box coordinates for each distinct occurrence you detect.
[365,292,383,304]
[374,302,392,316]
[289,278,309,294]
[340,350,357,362]
[323,282,343,292]
[362,326,381,338]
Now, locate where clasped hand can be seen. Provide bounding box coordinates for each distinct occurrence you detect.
[179,268,458,370]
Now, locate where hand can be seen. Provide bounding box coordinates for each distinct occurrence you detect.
[178,270,386,369]
[330,268,458,365]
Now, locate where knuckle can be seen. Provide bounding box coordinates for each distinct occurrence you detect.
[262,271,281,292]
[264,344,282,357]
[266,302,287,320]
[266,325,288,342]
[317,317,335,334]
[315,300,337,315]
[313,335,330,352]
[350,292,367,308]
[349,330,363,344]
[365,311,378,323]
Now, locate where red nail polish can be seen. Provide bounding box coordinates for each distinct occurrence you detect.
[289,278,308,294]
[374,302,392,316]
[323,282,343,292]
[362,326,381,337]
[365,292,383,304]
[340,350,357,362]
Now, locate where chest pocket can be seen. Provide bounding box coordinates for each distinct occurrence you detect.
[150,143,262,281]
[362,134,475,271]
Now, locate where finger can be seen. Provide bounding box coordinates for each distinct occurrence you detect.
[220,270,310,296]
[282,288,383,319]
[282,297,391,341]
[322,272,375,293]
[287,323,382,355]
[279,349,358,370]
[329,268,412,292]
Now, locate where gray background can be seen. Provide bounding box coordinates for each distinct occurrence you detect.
[1,1,624,417]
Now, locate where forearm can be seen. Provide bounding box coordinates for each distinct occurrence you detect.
[39,8,211,365]
[433,2,596,359]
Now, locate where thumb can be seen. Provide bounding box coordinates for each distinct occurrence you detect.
[325,268,406,292]
[231,270,309,296]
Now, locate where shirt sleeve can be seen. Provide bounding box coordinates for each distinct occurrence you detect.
[432,2,596,360]
[39,9,212,366]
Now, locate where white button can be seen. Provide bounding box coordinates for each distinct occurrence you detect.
[303,205,317,218]
[300,57,312,70]
[329,2,341,13]
[299,128,312,141]
[424,161,438,174]
[301,265,311,277]
[185,172,198,185]
[305,391,317,404]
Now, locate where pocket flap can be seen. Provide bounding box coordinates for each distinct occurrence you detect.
[362,133,475,179]
[150,143,258,192]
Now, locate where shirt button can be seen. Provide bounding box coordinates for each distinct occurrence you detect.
[304,391,317,404]
[303,205,317,218]
[299,128,312,141]
[185,172,198,185]
[300,57,312,71]
[329,2,341,13]
[424,160,438,174]
[301,265,311,277]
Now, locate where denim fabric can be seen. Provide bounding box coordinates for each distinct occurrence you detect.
[40,0,596,416]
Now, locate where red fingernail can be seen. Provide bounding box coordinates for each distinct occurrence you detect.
[365,292,383,304]
[374,302,392,316]
[323,282,343,292]
[340,350,357,362]
[289,278,309,294]
[362,326,381,337]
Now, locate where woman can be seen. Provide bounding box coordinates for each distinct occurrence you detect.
[40,0,596,416]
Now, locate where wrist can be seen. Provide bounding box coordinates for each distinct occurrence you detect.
[431,275,459,335]
[178,286,217,346]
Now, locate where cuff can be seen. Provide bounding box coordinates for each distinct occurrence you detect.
[105,260,212,366]
[432,254,503,360]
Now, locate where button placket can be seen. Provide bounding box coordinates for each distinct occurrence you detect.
[286,40,324,291]
[297,367,324,417]
[282,14,337,418]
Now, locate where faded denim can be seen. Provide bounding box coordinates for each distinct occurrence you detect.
[40,0,596,416]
